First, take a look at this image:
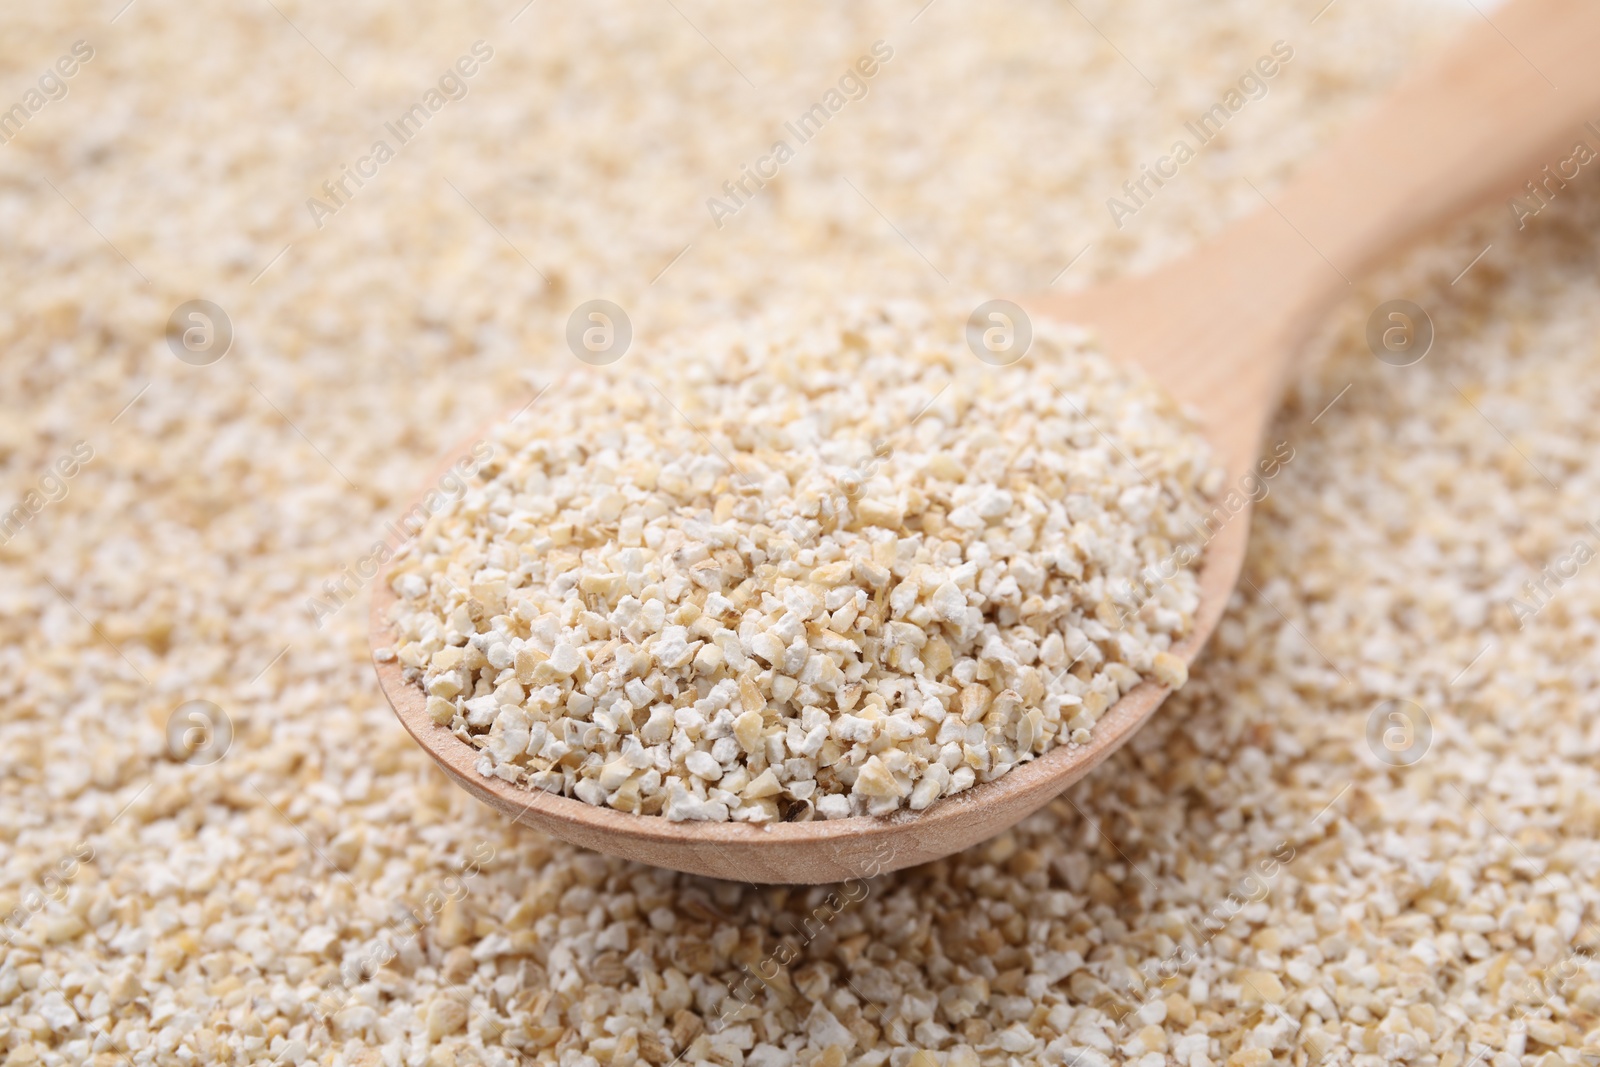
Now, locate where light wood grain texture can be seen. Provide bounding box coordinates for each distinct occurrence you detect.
[372,0,1600,883]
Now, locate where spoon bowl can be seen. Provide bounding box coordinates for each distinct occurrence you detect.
[374,0,1600,882]
[370,508,1249,883]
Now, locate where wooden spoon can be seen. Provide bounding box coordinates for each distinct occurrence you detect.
[373,0,1600,883]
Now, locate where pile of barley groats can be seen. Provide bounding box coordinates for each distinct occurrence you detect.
[4,1,1600,1066]
[379,304,1218,824]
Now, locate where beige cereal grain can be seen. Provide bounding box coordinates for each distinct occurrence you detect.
[8,2,1599,1066]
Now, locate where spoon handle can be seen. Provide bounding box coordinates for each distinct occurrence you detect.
[1105,0,1600,462]
[1277,0,1600,294]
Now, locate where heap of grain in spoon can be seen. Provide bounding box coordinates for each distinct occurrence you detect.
[377,300,1221,823]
